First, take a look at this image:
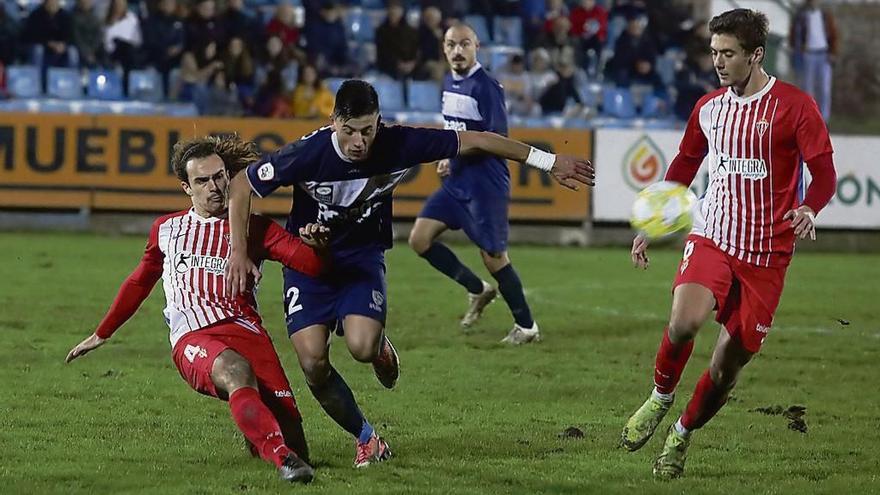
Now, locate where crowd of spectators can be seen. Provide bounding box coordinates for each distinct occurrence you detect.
[0,0,717,120]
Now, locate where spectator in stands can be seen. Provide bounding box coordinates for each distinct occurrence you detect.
[71,0,103,68]
[376,0,419,80]
[266,3,305,64]
[607,15,657,87]
[539,54,584,118]
[263,35,292,73]
[104,0,142,75]
[520,0,546,49]
[682,19,710,65]
[674,50,717,120]
[790,0,837,120]
[609,0,647,20]
[0,4,21,68]
[177,40,223,100]
[526,47,557,108]
[542,0,569,35]
[305,1,351,77]
[290,63,334,119]
[223,0,263,50]
[253,68,290,117]
[223,36,255,89]
[186,0,226,53]
[419,0,469,22]
[22,0,72,69]
[196,69,242,116]
[542,15,582,69]
[497,53,539,117]
[143,0,185,97]
[569,0,607,58]
[416,5,445,80]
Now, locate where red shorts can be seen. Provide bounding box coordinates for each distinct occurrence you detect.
[673,235,788,353]
[171,319,300,420]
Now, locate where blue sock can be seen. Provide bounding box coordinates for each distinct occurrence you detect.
[307,367,367,439]
[357,421,374,444]
[492,264,534,328]
[420,242,483,294]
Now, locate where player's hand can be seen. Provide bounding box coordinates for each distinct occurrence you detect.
[631,233,650,270]
[783,205,817,241]
[65,333,106,363]
[551,155,595,191]
[225,249,261,297]
[436,159,450,178]
[299,223,330,249]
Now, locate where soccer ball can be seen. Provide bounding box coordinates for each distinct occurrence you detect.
[630,181,697,239]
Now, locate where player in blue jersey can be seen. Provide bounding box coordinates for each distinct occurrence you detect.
[408,23,541,344]
[225,80,593,467]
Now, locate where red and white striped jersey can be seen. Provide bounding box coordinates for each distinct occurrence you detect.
[679,77,832,267]
[94,209,322,347]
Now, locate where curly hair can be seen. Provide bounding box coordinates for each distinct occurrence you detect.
[170,134,261,182]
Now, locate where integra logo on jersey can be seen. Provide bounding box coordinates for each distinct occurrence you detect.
[173,252,227,275]
[716,154,767,180]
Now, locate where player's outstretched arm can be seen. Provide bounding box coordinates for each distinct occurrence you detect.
[66,333,106,363]
[631,233,650,270]
[255,217,329,277]
[226,171,262,297]
[457,131,595,190]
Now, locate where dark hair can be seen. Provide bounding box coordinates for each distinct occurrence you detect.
[708,9,769,53]
[170,134,260,182]
[333,80,379,120]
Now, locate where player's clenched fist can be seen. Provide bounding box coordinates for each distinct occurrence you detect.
[299,223,330,249]
[65,333,106,363]
[436,159,450,178]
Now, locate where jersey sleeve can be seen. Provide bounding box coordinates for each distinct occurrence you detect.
[478,80,509,137]
[398,126,461,165]
[249,215,324,277]
[796,96,833,161]
[245,131,319,198]
[678,96,709,160]
[94,219,165,339]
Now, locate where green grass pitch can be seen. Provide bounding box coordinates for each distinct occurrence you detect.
[1,232,878,494]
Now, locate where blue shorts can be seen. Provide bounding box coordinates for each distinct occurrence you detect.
[419,186,509,254]
[282,251,387,336]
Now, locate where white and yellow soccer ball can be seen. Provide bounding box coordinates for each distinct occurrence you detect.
[630,181,697,239]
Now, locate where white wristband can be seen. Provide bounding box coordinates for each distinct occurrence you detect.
[525,146,556,172]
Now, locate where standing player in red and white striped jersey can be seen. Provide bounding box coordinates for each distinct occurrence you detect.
[619,9,837,479]
[65,135,329,484]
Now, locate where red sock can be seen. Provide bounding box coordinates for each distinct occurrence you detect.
[680,370,729,430]
[229,387,291,468]
[653,326,695,395]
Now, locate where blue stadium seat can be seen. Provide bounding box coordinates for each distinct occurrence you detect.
[128,69,164,102]
[87,69,123,100]
[370,77,404,112]
[345,8,375,42]
[464,15,492,44]
[493,16,522,47]
[483,45,523,72]
[407,80,440,112]
[6,65,41,98]
[602,86,636,118]
[38,99,77,114]
[641,94,668,118]
[281,63,299,92]
[47,67,83,99]
[325,77,347,94]
[655,55,677,86]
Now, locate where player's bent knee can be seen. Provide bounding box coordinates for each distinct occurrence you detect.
[408,230,430,254]
[299,355,331,386]
[667,318,701,342]
[211,350,257,395]
[708,363,740,391]
[347,341,379,363]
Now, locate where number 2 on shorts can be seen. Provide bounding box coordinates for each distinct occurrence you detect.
[286,286,303,315]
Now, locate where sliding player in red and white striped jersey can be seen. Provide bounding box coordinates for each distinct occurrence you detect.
[66,135,327,484]
[620,9,837,479]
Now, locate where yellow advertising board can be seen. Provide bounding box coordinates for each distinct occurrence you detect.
[0,113,590,221]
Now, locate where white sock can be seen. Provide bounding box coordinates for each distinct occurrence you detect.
[673,418,691,437]
[652,387,674,404]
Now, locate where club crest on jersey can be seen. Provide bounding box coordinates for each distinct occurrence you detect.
[716,153,767,180]
[370,289,385,312]
[755,119,769,138]
[257,162,275,181]
[315,185,333,203]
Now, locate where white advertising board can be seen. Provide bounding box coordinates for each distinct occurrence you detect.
[593,129,880,229]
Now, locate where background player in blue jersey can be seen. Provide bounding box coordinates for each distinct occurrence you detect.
[225,80,593,468]
[408,23,541,344]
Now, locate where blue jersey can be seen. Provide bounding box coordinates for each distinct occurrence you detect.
[441,63,510,201]
[246,125,460,257]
